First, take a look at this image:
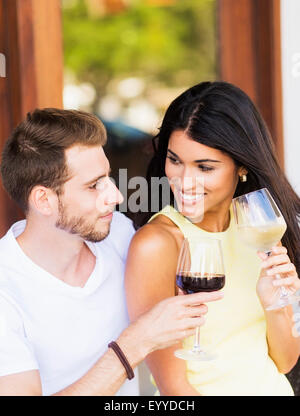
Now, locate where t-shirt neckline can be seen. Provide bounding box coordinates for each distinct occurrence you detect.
[9,220,104,296]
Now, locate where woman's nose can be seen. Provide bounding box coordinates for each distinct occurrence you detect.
[180,170,205,193]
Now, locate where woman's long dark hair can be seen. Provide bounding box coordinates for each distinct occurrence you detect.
[133,81,300,275]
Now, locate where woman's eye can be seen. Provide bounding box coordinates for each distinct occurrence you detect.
[89,183,97,189]
[167,156,180,165]
[198,165,214,172]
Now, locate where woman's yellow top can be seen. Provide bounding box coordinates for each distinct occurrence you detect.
[149,205,294,396]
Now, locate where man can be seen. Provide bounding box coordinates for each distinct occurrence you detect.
[0,109,222,396]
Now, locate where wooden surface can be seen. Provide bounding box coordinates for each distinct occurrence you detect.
[0,0,63,236]
[218,0,284,168]
[32,0,63,108]
[218,0,257,102]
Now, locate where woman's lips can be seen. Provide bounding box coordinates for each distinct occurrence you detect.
[177,191,206,205]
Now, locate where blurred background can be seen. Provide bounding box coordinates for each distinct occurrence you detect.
[2,0,296,231]
[62,0,217,128]
[0,0,299,395]
[61,0,217,201]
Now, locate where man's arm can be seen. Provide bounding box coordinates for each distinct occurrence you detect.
[0,291,222,396]
[0,370,42,395]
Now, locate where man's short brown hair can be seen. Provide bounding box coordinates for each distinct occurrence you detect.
[0,108,107,212]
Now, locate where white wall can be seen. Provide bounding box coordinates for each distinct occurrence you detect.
[281,0,300,196]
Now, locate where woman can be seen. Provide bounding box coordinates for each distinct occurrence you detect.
[125,81,300,395]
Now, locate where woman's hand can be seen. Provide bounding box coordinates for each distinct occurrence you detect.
[256,245,300,310]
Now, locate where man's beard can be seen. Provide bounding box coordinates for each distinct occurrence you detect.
[55,198,110,243]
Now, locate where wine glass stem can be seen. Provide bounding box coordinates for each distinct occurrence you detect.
[266,251,289,298]
[275,274,289,297]
[192,327,202,352]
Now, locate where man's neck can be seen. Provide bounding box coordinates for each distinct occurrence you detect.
[16,218,96,288]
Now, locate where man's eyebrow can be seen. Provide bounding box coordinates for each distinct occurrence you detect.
[84,168,112,186]
[167,148,221,163]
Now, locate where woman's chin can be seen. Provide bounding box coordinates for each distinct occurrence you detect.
[174,201,205,223]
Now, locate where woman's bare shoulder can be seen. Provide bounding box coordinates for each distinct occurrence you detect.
[129,214,183,255]
[126,216,183,293]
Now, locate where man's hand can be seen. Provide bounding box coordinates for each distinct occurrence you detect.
[118,290,224,361]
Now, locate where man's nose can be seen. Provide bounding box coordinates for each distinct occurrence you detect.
[104,178,124,206]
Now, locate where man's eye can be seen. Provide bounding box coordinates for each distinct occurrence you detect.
[89,179,103,190]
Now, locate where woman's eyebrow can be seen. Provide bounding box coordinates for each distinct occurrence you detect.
[194,159,221,163]
[167,149,179,158]
[167,148,220,163]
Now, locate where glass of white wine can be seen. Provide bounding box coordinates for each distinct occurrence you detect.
[232,188,300,310]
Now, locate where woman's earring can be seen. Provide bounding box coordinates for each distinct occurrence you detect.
[240,174,247,183]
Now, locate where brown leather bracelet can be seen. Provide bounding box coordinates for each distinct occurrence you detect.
[108,341,135,380]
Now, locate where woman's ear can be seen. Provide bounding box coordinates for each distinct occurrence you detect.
[237,166,248,177]
[237,166,248,183]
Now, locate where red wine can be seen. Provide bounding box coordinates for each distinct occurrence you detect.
[176,272,225,294]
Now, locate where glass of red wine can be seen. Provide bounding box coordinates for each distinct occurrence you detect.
[175,237,225,361]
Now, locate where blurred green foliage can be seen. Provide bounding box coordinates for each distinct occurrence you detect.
[62,0,217,91]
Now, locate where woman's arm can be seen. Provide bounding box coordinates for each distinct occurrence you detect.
[125,223,220,395]
[264,306,299,374]
[257,245,300,373]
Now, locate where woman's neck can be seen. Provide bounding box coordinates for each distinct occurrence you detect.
[193,206,231,233]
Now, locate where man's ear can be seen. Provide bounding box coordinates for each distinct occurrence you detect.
[28,186,57,216]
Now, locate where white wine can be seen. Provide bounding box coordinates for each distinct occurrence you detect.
[237,222,287,252]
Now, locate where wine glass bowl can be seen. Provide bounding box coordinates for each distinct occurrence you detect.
[232,188,287,252]
[176,272,225,294]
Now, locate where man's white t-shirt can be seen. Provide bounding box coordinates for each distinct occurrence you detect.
[0,212,139,396]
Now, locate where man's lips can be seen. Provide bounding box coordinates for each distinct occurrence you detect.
[98,212,113,220]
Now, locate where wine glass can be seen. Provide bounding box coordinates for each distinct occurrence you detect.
[174,237,225,361]
[232,187,300,310]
